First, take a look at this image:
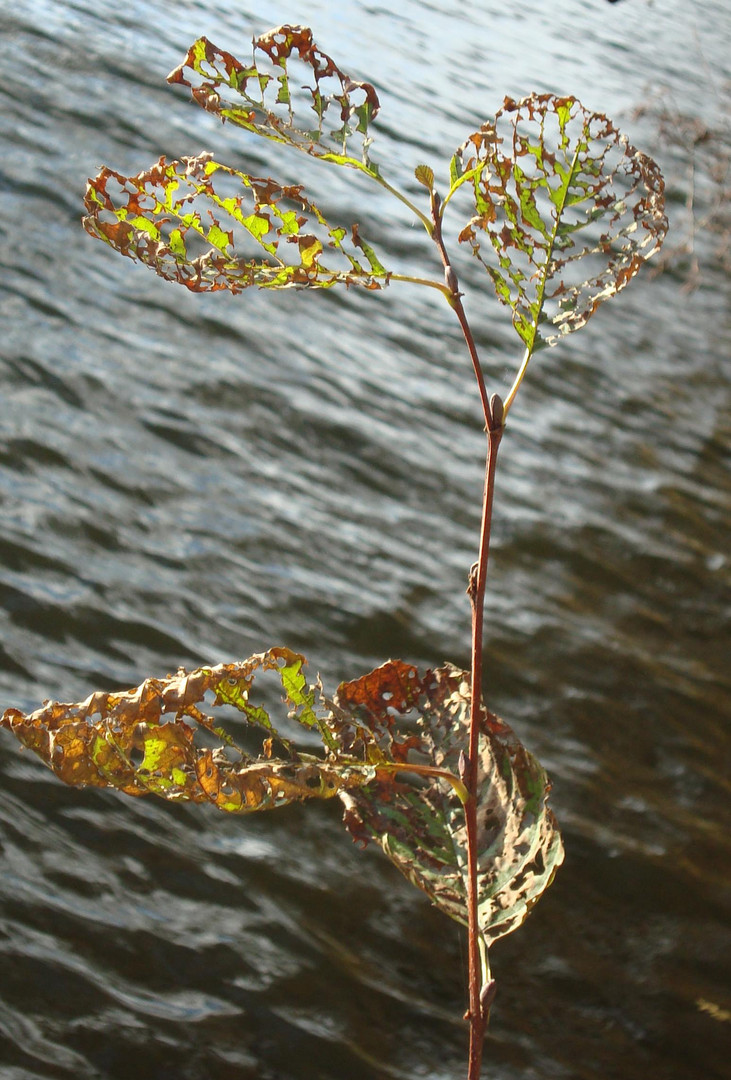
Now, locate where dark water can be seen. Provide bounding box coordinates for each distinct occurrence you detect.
[0,0,729,1077]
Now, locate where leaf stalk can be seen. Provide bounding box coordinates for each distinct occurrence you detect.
[390,273,453,298]
[502,344,531,418]
[375,760,470,804]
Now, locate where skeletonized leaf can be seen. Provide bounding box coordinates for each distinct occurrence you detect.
[336,662,563,945]
[168,26,381,176]
[453,94,667,353]
[82,153,389,292]
[0,649,378,813]
[2,654,561,941]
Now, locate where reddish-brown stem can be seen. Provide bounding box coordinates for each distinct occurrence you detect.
[429,190,505,1079]
[465,415,503,1080]
[430,193,493,432]
[468,411,504,781]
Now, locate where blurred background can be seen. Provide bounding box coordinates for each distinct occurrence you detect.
[0,1,729,1077]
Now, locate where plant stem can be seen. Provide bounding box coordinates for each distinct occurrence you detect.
[465,410,503,1080]
[430,189,504,1078]
[430,192,493,431]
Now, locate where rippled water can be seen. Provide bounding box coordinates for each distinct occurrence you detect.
[1,0,729,1077]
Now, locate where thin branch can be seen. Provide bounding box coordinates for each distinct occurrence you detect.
[430,192,493,431]
[373,174,435,234]
[451,298,493,432]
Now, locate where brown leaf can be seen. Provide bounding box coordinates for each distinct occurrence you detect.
[0,650,377,813]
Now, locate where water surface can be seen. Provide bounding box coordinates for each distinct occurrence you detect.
[0,1,729,1078]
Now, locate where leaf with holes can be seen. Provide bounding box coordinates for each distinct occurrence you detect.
[168,26,381,176]
[82,153,389,292]
[452,94,667,357]
[334,661,564,945]
[0,649,383,813]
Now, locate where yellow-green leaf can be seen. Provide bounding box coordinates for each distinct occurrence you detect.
[454,94,667,355]
[82,154,390,293]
